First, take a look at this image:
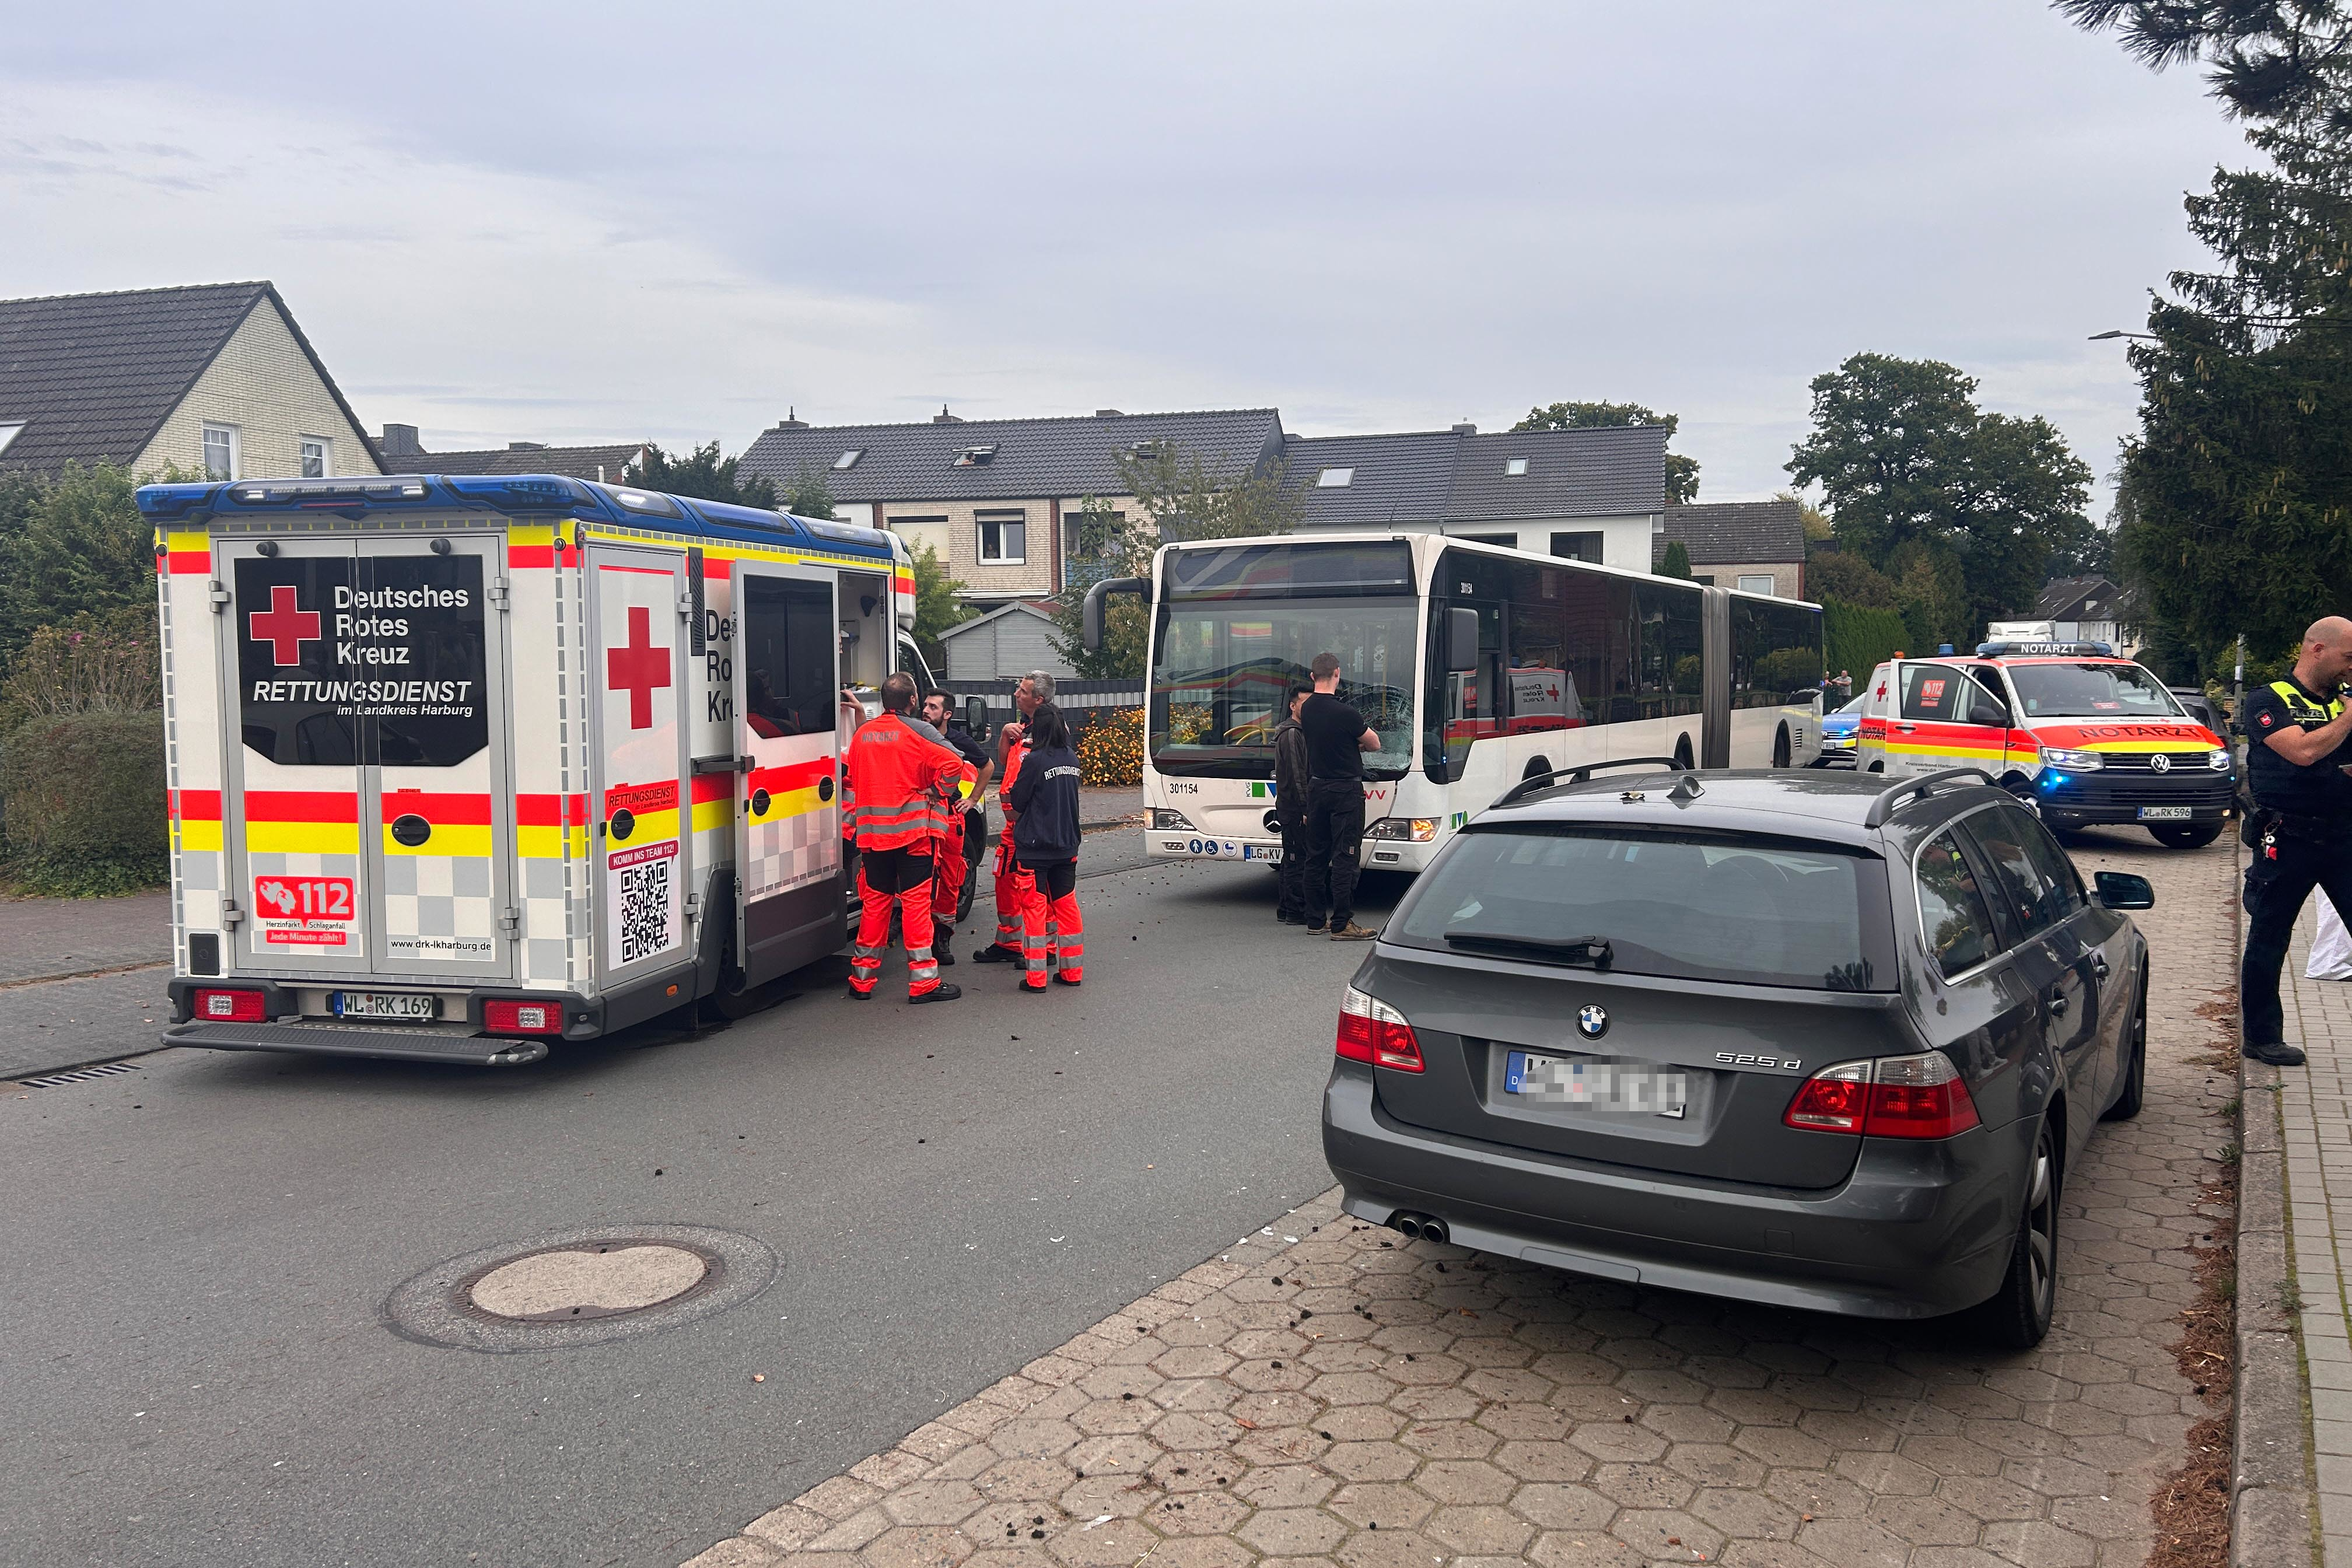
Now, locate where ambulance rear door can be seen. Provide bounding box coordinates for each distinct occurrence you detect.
[220,536,373,975]
[732,559,846,988]
[219,532,513,982]
[589,547,694,991]
[362,534,513,981]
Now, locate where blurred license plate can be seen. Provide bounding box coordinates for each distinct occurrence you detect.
[2137,806,2192,821]
[332,991,436,1020]
[1506,1050,1686,1118]
[1243,845,1282,863]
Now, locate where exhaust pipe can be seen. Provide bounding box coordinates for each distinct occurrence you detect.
[1390,1212,1448,1245]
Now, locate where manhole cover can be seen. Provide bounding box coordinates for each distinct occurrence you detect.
[386,1224,775,1352]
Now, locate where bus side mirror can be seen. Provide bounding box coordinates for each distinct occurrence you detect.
[965,695,988,734]
[1083,576,1149,654]
[1447,607,1480,674]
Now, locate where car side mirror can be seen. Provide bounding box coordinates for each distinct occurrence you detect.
[1969,695,2009,726]
[1447,607,1480,674]
[2094,871,2155,911]
[965,695,988,734]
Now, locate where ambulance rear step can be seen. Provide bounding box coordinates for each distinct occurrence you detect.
[164,1021,549,1067]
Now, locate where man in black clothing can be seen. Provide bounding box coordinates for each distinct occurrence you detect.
[1300,651,1381,941]
[1272,684,1312,925]
[2240,616,2352,1068]
[922,688,994,963]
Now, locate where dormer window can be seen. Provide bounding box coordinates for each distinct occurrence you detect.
[953,444,999,467]
[832,449,863,470]
[1504,457,1529,477]
[1317,467,1354,488]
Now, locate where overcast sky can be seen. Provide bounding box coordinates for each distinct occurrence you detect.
[2,1,2253,509]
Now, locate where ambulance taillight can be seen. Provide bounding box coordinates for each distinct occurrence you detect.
[484,1000,565,1035]
[195,989,265,1022]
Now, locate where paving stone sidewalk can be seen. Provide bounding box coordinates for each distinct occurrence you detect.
[2277,901,2352,1563]
[687,833,2240,1568]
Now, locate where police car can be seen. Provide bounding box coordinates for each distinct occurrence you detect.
[1855,642,2234,848]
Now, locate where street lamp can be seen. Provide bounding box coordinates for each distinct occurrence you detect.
[2088,330,2158,341]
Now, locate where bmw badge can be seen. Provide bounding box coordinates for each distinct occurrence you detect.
[1577,1004,1608,1040]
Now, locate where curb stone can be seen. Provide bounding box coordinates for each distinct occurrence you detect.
[2231,825,2319,1567]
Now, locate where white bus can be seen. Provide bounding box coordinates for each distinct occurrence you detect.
[1085,533,1825,875]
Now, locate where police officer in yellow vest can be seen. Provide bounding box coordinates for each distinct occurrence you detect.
[2239,616,2352,1067]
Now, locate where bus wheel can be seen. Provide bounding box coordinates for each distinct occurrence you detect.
[1521,756,1553,782]
[1674,734,1694,769]
[1772,726,1791,769]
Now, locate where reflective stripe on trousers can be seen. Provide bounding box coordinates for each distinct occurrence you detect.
[854,866,940,997]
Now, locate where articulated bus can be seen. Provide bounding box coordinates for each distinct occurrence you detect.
[1085,533,1824,876]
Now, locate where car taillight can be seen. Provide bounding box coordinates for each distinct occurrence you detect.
[484,999,564,1035]
[1335,985,1424,1072]
[1783,1052,1979,1139]
[194,988,265,1022]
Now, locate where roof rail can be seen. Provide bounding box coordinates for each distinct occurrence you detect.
[1861,767,1996,829]
[1493,757,1686,810]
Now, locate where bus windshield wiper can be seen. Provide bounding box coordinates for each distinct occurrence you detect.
[1441,930,1613,969]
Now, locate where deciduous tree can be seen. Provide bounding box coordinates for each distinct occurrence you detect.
[622,441,779,509]
[1786,354,2092,640]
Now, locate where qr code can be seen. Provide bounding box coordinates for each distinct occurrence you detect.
[619,858,671,964]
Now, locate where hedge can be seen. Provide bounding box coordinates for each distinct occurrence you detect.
[1,708,168,895]
[1824,599,1910,685]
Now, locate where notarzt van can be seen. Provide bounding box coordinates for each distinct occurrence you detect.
[142,473,925,1065]
[1854,642,2234,848]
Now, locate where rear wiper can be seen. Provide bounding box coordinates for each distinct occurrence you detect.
[1441,930,1613,969]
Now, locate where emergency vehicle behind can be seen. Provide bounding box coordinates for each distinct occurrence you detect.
[145,473,921,1065]
[1854,640,2235,848]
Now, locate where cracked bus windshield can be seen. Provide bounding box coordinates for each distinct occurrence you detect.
[1150,600,1418,777]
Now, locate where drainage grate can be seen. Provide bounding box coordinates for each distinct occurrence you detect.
[21,1062,143,1088]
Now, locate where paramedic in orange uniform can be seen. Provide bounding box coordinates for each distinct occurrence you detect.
[842,672,965,1003]
[972,719,1032,964]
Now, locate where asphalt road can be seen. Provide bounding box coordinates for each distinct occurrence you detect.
[1,843,1401,1568]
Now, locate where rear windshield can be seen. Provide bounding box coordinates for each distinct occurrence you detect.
[1391,827,1893,991]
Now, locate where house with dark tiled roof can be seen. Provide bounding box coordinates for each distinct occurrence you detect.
[0,281,382,481]
[1286,422,1670,572]
[1653,499,1807,599]
[376,424,650,483]
[738,406,1286,606]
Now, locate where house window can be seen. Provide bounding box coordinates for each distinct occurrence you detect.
[1063,509,1125,589]
[1316,467,1354,488]
[1549,531,1604,564]
[202,424,239,480]
[300,436,330,478]
[833,449,863,470]
[977,509,1027,564]
[0,422,23,458]
[953,444,999,467]
[1504,457,1529,477]
[1737,573,1777,596]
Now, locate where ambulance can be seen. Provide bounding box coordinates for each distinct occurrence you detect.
[142,472,930,1065]
[1854,640,2235,848]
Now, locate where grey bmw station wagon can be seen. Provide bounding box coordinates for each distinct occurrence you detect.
[1321,766,2155,1348]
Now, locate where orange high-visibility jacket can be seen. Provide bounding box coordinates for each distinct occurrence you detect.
[845,713,965,852]
[996,737,1026,848]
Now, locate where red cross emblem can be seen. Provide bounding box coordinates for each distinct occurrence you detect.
[606,604,672,730]
[249,584,322,667]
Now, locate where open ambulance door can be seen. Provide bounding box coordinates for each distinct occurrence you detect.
[732,559,847,988]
